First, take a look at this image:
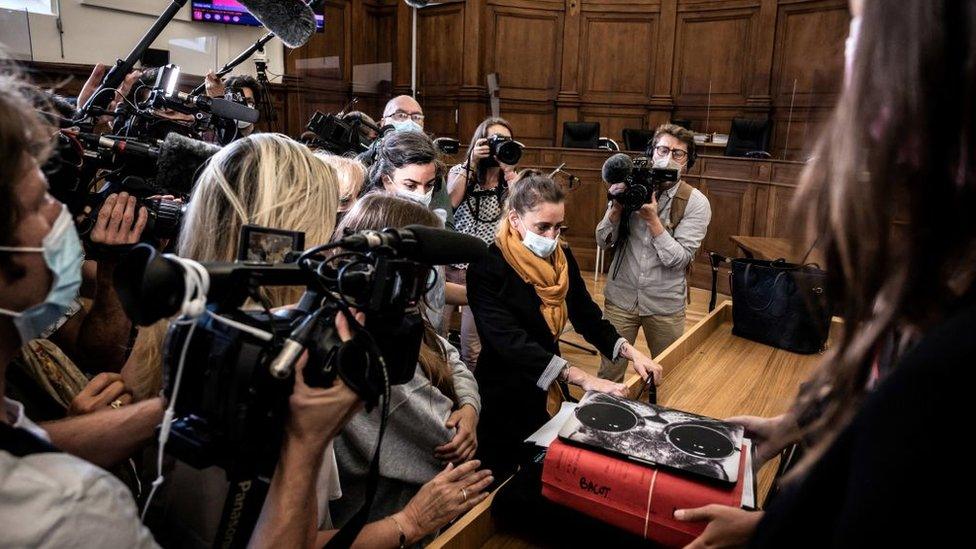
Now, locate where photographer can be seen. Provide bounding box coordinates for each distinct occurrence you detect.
[443,117,520,369]
[324,193,491,545]
[595,124,711,382]
[467,172,661,477]
[0,70,360,549]
[204,74,261,138]
[361,131,466,330]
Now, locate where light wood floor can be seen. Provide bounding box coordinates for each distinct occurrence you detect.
[560,273,729,383]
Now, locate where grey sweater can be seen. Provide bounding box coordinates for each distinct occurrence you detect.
[330,336,480,527]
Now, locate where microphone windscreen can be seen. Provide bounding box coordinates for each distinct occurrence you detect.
[209,97,260,123]
[403,225,488,265]
[238,0,316,48]
[156,133,220,195]
[602,153,633,184]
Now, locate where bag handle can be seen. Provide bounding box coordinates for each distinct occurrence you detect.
[742,263,789,312]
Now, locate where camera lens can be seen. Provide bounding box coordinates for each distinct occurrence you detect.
[143,197,186,240]
[495,140,523,165]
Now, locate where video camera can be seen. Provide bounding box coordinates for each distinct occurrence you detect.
[601,153,679,211]
[113,224,486,472]
[306,109,381,156]
[43,129,219,243]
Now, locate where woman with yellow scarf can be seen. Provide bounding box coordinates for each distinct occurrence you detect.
[467,173,662,476]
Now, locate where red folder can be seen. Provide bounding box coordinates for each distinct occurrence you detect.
[541,438,749,548]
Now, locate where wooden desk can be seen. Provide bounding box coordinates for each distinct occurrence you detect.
[429,301,836,549]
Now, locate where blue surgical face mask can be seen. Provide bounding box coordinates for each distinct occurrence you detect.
[0,205,83,345]
[519,218,558,258]
[391,118,423,134]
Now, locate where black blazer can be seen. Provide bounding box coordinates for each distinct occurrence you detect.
[467,243,621,473]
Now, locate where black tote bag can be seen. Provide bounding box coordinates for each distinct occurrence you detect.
[729,258,832,354]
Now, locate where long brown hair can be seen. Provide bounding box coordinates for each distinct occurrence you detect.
[788,0,976,476]
[332,192,458,405]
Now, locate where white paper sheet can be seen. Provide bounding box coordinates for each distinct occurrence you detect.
[525,402,578,448]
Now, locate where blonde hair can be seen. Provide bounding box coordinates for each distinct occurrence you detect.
[315,151,366,211]
[128,133,340,399]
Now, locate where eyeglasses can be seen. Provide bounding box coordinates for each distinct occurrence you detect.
[653,145,689,162]
[388,111,425,123]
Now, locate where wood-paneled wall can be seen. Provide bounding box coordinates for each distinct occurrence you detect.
[417,0,847,160]
[25,0,848,162]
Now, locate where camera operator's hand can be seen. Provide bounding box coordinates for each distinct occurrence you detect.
[204,70,226,98]
[606,183,627,221]
[469,138,491,164]
[394,460,493,543]
[435,403,479,463]
[286,310,366,449]
[78,65,142,134]
[638,194,666,236]
[68,372,132,415]
[77,63,108,113]
[91,192,148,246]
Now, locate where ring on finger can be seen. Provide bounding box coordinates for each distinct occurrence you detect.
[460,487,468,503]
[110,398,124,409]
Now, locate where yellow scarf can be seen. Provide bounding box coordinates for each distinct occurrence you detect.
[496,217,569,338]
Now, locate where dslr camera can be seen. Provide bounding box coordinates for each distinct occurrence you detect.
[486,134,524,166]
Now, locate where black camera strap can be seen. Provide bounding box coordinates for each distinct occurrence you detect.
[610,212,632,280]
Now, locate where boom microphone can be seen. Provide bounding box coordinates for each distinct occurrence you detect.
[335,225,487,265]
[602,153,634,184]
[238,0,317,48]
[155,133,221,194]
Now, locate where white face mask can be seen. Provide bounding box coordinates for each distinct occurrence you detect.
[652,156,683,194]
[518,217,558,258]
[396,187,434,208]
[844,16,862,88]
[653,156,683,174]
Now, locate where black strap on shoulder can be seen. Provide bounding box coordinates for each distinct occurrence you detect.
[0,422,59,457]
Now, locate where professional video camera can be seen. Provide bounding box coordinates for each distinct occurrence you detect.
[601,153,679,211]
[114,224,485,468]
[113,224,484,546]
[306,102,382,156]
[42,129,219,243]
